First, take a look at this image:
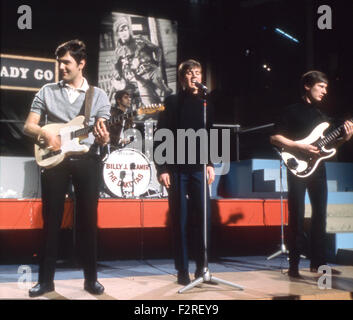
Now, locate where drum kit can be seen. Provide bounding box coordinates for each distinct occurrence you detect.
[101,119,166,199]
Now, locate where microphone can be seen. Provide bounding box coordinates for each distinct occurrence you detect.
[192,80,208,91]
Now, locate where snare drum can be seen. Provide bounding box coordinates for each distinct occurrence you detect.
[103,148,151,198]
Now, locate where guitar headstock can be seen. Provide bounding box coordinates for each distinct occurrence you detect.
[136,104,165,115]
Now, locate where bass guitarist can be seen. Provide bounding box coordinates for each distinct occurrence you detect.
[270,70,353,278]
[24,39,110,296]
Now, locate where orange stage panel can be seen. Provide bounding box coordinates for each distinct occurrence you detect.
[140,199,169,228]
[0,199,73,230]
[97,199,141,228]
[0,198,288,230]
[263,199,289,226]
[212,199,265,226]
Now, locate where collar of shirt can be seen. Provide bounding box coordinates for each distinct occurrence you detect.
[60,78,90,104]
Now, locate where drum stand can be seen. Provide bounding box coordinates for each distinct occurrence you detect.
[178,88,243,294]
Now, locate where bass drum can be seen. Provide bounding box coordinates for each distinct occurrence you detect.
[103,148,151,198]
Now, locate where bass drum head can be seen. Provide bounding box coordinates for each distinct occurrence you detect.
[103,148,151,198]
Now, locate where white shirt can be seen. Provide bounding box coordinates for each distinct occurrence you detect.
[63,78,89,104]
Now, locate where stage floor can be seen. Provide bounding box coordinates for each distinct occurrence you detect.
[1,256,352,300]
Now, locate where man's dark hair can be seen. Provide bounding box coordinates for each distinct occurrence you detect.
[114,90,129,103]
[300,70,328,94]
[55,39,87,65]
[178,59,202,82]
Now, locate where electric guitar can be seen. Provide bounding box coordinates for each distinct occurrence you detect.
[280,119,352,178]
[34,104,165,168]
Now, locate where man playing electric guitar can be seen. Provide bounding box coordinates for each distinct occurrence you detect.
[270,71,353,278]
[24,40,110,296]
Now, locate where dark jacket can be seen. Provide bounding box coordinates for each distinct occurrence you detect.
[154,91,215,175]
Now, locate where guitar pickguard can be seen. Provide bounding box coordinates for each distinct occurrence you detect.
[59,125,89,154]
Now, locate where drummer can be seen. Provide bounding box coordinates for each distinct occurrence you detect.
[110,90,134,149]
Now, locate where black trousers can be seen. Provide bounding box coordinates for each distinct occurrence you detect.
[38,155,100,283]
[167,170,211,272]
[287,163,328,268]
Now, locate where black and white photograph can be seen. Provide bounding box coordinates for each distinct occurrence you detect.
[98,12,177,109]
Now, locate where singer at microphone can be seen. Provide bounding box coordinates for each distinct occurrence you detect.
[154,59,215,285]
[192,80,208,91]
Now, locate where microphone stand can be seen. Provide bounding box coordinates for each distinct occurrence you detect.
[212,123,291,263]
[178,86,243,293]
[267,148,288,260]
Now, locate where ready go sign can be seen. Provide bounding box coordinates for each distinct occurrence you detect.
[0,54,58,92]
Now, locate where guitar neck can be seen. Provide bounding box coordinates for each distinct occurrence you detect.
[315,118,353,148]
[73,125,94,138]
[71,104,164,139]
[71,110,138,138]
[108,109,138,126]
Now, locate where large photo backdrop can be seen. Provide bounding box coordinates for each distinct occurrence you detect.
[98,12,177,197]
[98,12,177,110]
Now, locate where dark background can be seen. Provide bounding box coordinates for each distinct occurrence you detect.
[1,0,352,161]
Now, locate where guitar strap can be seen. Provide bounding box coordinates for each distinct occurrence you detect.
[83,85,94,127]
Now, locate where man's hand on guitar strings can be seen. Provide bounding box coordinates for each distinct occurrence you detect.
[94,118,110,146]
[343,120,353,141]
[40,129,61,151]
[295,142,320,156]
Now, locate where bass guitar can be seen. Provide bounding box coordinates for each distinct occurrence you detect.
[280,119,352,178]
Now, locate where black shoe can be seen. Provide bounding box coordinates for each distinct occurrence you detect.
[288,267,301,278]
[84,280,105,295]
[29,282,55,297]
[177,271,191,285]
